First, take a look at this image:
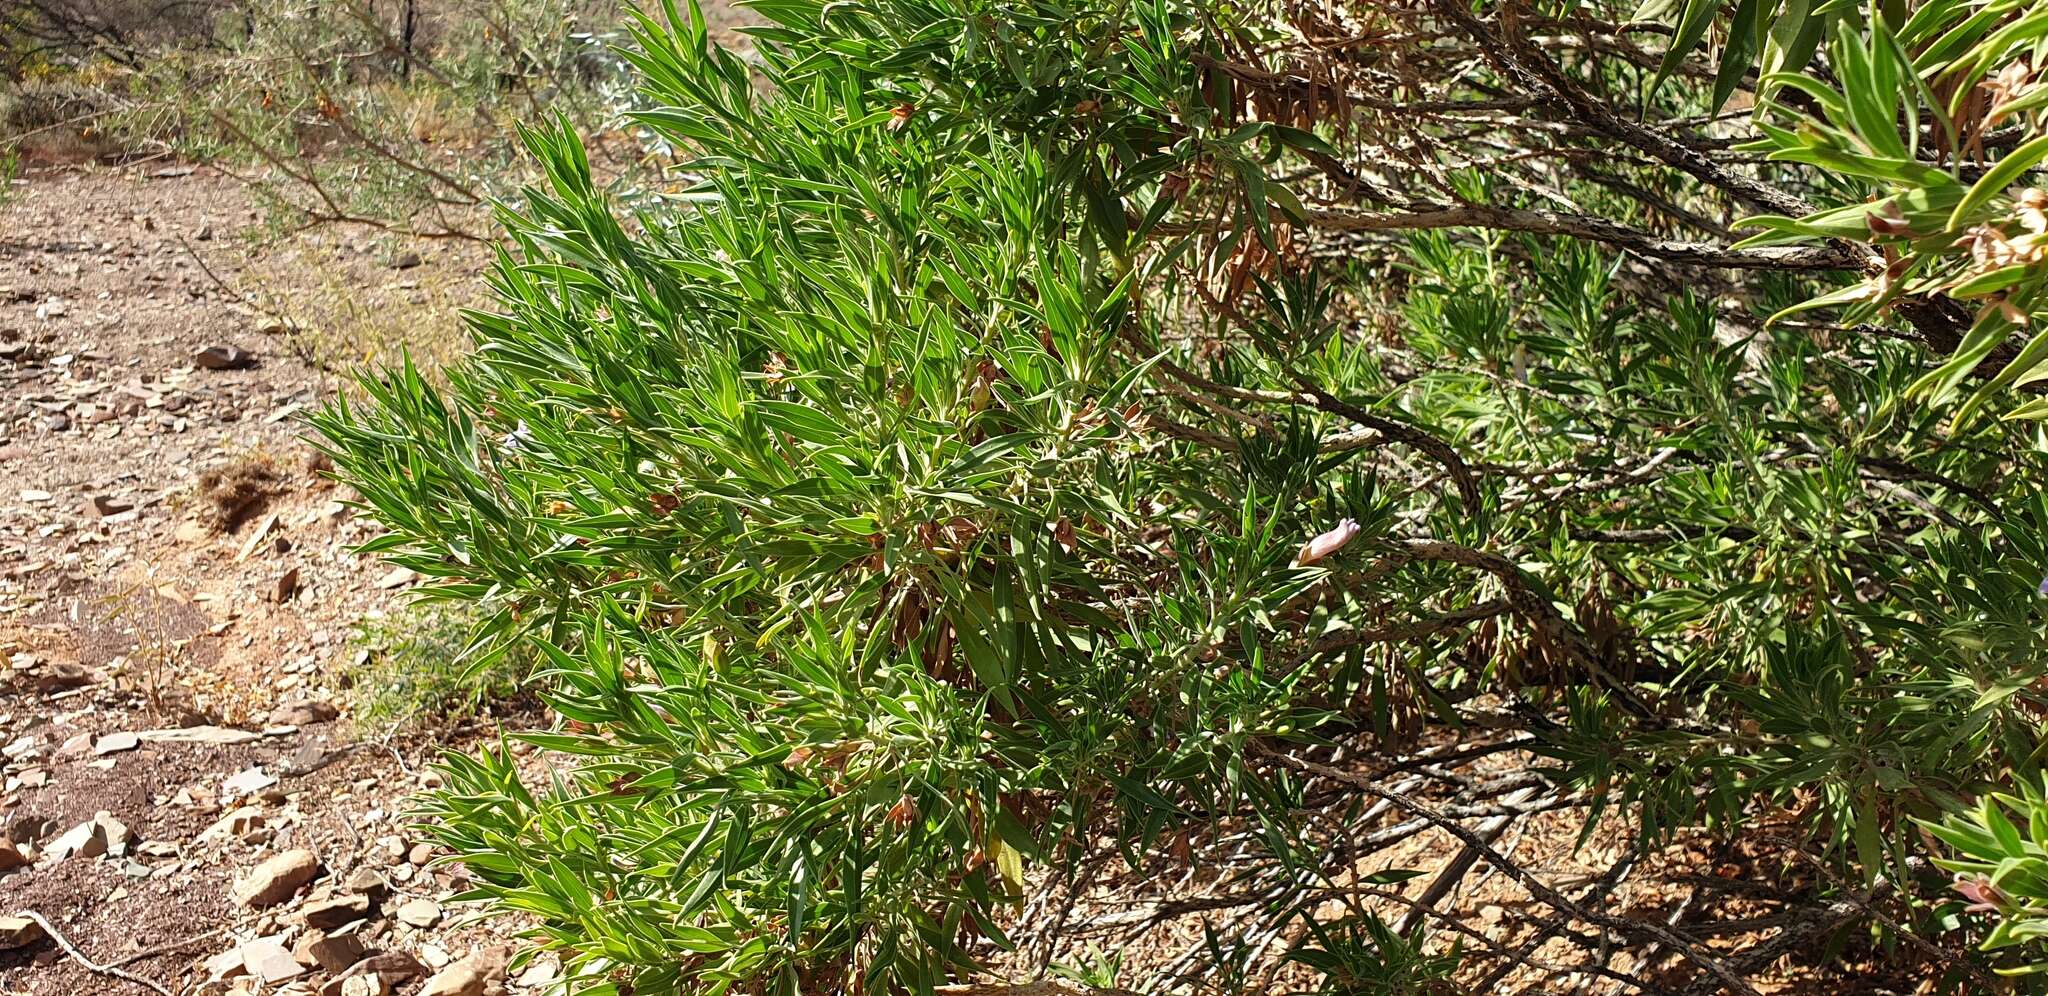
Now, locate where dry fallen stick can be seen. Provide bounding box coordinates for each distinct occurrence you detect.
[937,984,1144,996]
[12,910,175,996]
[1265,750,1765,996]
[109,925,231,969]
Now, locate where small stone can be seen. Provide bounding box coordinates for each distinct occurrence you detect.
[5,815,54,845]
[233,848,320,907]
[273,566,301,602]
[194,345,256,370]
[341,976,389,996]
[0,839,24,870]
[174,519,210,542]
[391,251,423,270]
[302,892,372,929]
[408,842,434,865]
[417,946,510,996]
[0,916,43,949]
[395,897,442,928]
[200,805,266,842]
[241,938,305,982]
[93,731,139,755]
[95,812,132,856]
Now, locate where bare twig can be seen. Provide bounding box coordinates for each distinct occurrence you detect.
[108,926,231,968]
[1266,751,1765,996]
[1395,785,1540,935]
[12,910,175,996]
[938,983,1143,996]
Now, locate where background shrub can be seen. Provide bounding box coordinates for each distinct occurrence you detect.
[311,0,2048,991]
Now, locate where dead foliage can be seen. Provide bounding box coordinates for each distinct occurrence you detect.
[194,453,289,533]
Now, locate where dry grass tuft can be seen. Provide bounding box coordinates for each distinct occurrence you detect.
[194,451,289,532]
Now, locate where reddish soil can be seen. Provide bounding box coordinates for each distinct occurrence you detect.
[1,166,528,996]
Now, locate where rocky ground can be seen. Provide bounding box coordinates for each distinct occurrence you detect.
[0,166,538,996]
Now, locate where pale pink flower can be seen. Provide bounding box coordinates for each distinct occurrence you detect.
[1987,61,2038,123]
[1953,873,2010,914]
[2017,187,2048,234]
[1956,224,2030,269]
[1865,201,1914,238]
[1295,518,1361,567]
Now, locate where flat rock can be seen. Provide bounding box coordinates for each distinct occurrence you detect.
[27,661,92,691]
[222,766,278,798]
[321,950,427,996]
[46,818,106,861]
[295,929,366,972]
[241,938,305,982]
[202,946,246,980]
[233,848,320,907]
[395,897,441,928]
[417,946,510,996]
[514,956,560,987]
[137,725,260,745]
[194,345,256,370]
[342,866,390,896]
[269,700,339,726]
[0,916,43,950]
[0,838,27,870]
[302,892,372,929]
[87,494,134,516]
[92,731,139,755]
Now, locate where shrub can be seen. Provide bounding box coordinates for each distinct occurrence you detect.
[345,603,530,728]
[317,0,2048,991]
[0,76,124,162]
[35,0,640,234]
